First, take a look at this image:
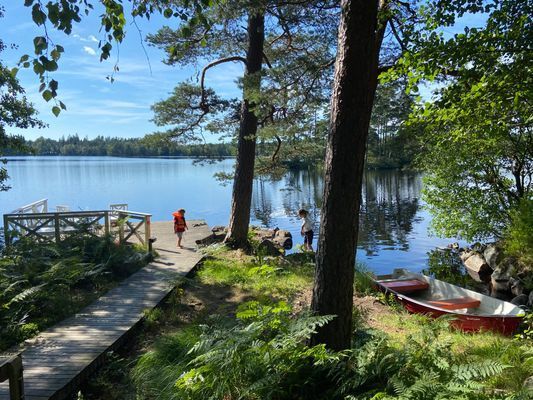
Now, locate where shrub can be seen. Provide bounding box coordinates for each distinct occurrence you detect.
[504,197,533,268]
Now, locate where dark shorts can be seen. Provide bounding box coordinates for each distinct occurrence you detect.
[304,230,314,246]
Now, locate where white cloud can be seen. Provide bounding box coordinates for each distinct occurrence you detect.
[83,46,97,56]
[74,34,100,43]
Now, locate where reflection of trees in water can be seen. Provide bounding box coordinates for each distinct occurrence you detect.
[358,171,422,256]
[252,178,274,226]
[251,168,323,228]
[252,169,423,256]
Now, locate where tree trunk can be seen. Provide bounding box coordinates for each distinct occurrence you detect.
[310,0,382,351]
[225,12,265,248]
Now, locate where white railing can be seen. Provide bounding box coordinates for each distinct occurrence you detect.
[3,210,152,248]
[10,198,48,214]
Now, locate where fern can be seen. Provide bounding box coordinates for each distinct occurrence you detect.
[7,283,47,306]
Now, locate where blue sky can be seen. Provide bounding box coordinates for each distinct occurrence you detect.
[1,3,487,142]
[2,2,243,141]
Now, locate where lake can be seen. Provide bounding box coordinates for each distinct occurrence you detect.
[0,156,458,274]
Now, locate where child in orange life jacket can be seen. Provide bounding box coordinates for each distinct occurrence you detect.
[173,209,188,248]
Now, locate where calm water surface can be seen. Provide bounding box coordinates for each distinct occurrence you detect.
[1,156,457,274]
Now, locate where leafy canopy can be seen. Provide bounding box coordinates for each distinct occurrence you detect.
[391,0,532,240]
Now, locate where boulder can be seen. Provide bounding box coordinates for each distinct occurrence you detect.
[196,226,226,246]
[463,252,493,283]
[211,226,227,241]
[510,277,525,297]
[257,239,282,257]
[529,291,533,308]
[459,250,474,262]
[510,294,529,306]
[483,243,503,269]
[272,229,293,250]
[491,267,512,299]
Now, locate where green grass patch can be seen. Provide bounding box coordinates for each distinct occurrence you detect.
[197,250,314,300]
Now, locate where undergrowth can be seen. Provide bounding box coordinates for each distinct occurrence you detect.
[87,245,532,400]
[0,235,150,351]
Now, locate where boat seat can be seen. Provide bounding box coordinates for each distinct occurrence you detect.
[379,279,429,294]
[427,297,481,310]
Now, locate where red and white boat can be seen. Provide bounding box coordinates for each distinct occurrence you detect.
[374,269,525,335]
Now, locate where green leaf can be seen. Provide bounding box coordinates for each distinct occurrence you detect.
[31,4,47,25]
[52,106,61,117]
[33,36,48,55]
[42,90,53,102]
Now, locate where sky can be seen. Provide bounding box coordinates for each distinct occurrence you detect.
[1,3,488,142]
[1,2,244,141]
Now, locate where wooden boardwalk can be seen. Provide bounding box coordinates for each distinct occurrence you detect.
[0,220,212,400]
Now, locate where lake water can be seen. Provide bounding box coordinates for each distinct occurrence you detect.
[0,156,458,274]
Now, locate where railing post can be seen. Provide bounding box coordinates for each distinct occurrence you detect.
[104,211,110,236]
[54,213,60,243]
[10,355,24,400]
[0,355,25,400]
[3,214,9,246]
[144,215,151,249]
[118,212,125,244]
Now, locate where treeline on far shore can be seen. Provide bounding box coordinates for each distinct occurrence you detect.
[5,133,416,170]
[5,135,237,158]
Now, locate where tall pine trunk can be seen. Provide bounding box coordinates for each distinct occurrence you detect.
[310,0,381,351]
[225,12,265,248]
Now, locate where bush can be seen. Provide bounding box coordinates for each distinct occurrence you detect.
[504,197,533,268]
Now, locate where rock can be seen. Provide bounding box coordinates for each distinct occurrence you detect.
[459,250,474,262]
[272,229,293,250]
[211,225,227,233]
[529,291,533,308]
[483,243,503,270]
[257,239,282,256]
[491,267,512,299]
[511,294,529,306]
[510,277,525,296]
[463,252,493,283]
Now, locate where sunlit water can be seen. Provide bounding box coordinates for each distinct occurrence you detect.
[1,156,458,274]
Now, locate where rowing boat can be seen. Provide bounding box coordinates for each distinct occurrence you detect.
[374,269,525,335]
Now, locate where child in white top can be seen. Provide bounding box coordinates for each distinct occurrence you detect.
[298,209,314,251]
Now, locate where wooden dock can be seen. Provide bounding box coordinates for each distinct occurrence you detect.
[0,220,212,400]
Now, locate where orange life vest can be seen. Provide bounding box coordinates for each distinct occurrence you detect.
[174,215,186,232]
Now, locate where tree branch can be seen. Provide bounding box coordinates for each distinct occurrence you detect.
[200,56,247,111]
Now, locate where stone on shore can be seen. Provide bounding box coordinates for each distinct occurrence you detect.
[461,251,493,283]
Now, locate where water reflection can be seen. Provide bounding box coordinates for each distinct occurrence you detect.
[253,169,423,256]
[250,168,449,273]
[358,171,422,256]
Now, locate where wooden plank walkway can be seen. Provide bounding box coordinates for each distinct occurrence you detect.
[0,220,212,400]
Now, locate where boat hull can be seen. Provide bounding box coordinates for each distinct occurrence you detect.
[375,270,524,336]
[395,294,523,335]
